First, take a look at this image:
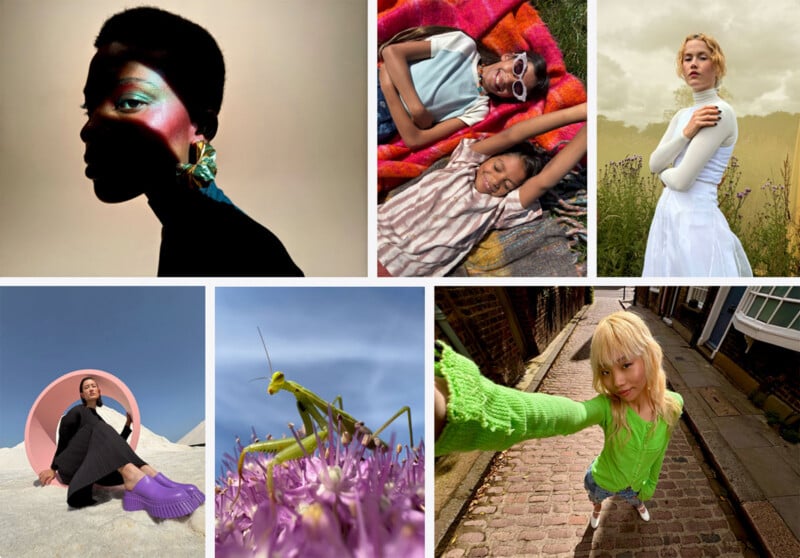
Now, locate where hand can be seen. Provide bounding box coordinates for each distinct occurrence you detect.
[125,412,133,428]
[38,469,56,486]
[683,105,721,139]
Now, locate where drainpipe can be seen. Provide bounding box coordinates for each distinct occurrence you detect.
[434,305,471,358]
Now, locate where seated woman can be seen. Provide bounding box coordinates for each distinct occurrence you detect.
[80,7,303,277]
[38,376,203,519]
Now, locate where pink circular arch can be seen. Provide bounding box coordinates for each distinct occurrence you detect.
[24,369,141,487]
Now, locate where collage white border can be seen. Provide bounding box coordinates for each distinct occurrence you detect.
[1,1,797,557]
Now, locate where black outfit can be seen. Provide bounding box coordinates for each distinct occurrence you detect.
[51,405,146,508]
[148,187,304,277]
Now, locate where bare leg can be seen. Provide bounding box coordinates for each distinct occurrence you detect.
[140,464,158,477]
[434,376,449,439]
[118,463,145,490]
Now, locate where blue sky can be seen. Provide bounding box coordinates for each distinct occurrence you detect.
[215,287,425,479]
[0,287,205,447]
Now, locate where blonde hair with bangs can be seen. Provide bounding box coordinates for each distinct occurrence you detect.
[676,33,727,88]
[590,311,682,445]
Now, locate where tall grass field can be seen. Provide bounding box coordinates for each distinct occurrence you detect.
[597,112,800,277]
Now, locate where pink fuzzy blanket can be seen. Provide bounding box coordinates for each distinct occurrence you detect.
[378,0,586,193]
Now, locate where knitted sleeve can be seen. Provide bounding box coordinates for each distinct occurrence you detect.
[434,341,604,456]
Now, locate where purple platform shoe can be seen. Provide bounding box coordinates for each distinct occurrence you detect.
[154,472,205,506]
[123,475,197,519]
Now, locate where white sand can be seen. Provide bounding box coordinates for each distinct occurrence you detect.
[0,408,205,558]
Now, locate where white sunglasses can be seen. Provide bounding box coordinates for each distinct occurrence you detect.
[510,52,528,102]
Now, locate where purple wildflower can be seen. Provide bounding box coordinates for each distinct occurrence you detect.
[215,412,425,558]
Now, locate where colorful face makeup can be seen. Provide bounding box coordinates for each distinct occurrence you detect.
[80,43,202,202]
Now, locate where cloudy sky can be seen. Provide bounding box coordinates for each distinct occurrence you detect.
[598,0,800,128]
[214,287,425,478]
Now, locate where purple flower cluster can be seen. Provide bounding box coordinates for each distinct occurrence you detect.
[215,417,425,557]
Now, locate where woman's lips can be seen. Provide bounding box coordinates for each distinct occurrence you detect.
[618,388,632,398]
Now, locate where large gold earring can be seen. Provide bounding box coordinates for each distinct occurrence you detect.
[176,141,217,190]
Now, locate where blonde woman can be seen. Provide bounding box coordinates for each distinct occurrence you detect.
[642,33,751,277]
[434,311,683,527]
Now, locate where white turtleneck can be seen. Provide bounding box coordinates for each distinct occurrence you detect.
[648,88,737,192]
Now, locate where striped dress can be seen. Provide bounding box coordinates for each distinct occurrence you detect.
[378,139,540,276]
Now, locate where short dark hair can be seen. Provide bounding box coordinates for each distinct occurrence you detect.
[498,141,551,180]
[94,7,225,129]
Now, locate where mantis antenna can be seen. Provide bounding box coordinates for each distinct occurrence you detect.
[257,326,274,375]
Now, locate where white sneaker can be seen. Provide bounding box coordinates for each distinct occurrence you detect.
[636,504,650,522]
[590,509,600,528]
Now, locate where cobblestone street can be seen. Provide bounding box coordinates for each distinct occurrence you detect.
[439,291,752,557]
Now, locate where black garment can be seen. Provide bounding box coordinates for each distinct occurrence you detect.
[148,187,304,277]
[51,406,146,508]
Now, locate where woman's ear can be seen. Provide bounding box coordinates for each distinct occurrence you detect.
[192,110,219,141]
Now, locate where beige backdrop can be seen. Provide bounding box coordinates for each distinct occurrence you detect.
[0,0,366,277]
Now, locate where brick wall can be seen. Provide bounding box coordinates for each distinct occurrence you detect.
[435,287,587,387]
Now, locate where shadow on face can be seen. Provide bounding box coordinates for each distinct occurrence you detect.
[82,118,181,203]
[80,46,199,203]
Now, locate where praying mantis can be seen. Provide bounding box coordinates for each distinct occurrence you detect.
[231,330,416,503]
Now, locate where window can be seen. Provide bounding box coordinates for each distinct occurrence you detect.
[732,286,800,351]
[686,287,709,310]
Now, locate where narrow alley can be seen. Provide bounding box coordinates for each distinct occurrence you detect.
[438,289,754,557]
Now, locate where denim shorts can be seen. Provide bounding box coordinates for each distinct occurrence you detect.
[584,467,642,507]
[377,73,398,143]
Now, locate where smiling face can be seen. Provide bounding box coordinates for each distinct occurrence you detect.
[80,43,204,202]
[680,39,718,92]
[474,154,527,197]
[481,53,538,101]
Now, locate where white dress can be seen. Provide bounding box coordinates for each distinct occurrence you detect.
[642,88,752,277]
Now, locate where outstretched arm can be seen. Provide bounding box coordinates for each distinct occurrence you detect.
[434,341,603,456]
[379,67,467,149]
[518,124,587,208]
[471,102,587,157]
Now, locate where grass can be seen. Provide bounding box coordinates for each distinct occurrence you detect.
[598,154,800,277]
[533,0,587,83]
[597,156,661,276]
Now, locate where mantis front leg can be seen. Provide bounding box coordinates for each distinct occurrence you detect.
[235,428,327,504]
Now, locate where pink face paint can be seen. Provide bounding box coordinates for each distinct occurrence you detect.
[81,57,199,202]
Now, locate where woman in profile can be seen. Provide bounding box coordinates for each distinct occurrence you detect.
[80,7,303,277]
[642,33,751,277]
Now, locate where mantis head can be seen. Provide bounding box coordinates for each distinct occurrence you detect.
[267,371,285,395]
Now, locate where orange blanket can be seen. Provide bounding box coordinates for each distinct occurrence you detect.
[378,0,586,193]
